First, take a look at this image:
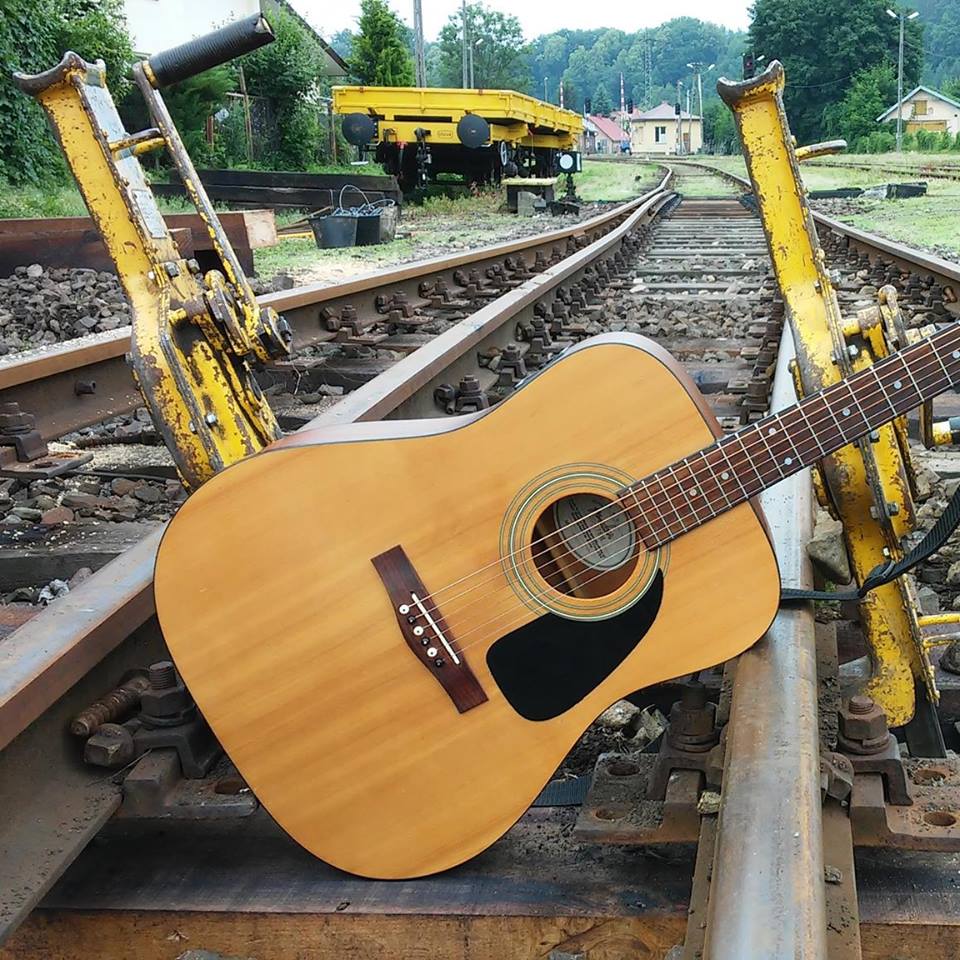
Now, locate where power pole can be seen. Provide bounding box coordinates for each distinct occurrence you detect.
[887,7,920,153]
[686,62,714,154]
[461,0,469,88]
[620,72,625,115]
[544,76,549,102]
[686,88,692,155]
[413,0,426,87]
[675,79,683,156]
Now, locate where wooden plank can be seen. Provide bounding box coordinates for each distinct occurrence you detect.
[152,181,399,211]
[0,225,193,275]
[0,209,279,276]
[3,811,960,960]
[195,167,401,193]
[0,809,692,960]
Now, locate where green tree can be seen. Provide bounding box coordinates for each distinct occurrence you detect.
[350,0,414,87]
[942,77,960,101]
[434,4,530,91]
[823,62,897,143]
[1,0,133,184]
[239,9,328,169]
[592,82,613,115]
[750,0,922,143]
[702,99,738,153]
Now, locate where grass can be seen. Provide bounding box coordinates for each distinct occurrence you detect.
[0,179,203,219]
[695,153,960,258]
[254,234,416,279]
[577,159,661,201]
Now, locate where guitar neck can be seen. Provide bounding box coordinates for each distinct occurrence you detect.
[627,322,960,547]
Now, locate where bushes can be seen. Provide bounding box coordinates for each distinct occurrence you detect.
[235,9,330,170]
[0,0,133,185]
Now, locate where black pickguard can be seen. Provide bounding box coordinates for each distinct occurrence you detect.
[486,571,664,721]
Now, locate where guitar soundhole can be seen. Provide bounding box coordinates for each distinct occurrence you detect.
[532,492,639,598]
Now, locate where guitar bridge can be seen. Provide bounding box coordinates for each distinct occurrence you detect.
[372,545,488,713]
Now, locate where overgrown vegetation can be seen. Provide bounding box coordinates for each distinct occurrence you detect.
[349,0,414,86]
[433,4,529,90]
[0,0,133,185]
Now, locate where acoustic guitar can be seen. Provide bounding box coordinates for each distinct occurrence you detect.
[155,327,960,878]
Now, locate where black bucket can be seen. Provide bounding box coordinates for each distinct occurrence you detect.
[309,213,357,249]
[355,212,381,246]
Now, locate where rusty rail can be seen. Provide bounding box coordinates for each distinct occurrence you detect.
[703,325,828,959]
[0,186,666,446]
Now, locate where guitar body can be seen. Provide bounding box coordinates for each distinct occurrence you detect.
[155,333,780,878]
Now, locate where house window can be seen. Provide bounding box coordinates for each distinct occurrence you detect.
[655,125,667,143]
[912,99,928,117]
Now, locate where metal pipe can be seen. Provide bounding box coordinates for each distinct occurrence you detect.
[703,324,828,960]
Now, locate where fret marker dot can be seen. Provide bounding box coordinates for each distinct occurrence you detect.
[690,488,700,496]
[768,427,776,435]
[784,457,793,466]
[954,351,960,360]
[893,380,902,389]
[721,472,730,481]
[842,407,851,416]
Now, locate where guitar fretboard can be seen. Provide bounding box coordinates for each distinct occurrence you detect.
[625,322,960,547]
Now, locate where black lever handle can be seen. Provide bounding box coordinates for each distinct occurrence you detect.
[144,13,274,88]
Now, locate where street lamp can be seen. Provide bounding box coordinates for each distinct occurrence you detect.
[687,61,714,154]
[469,37,484,88]
[887,6,920,152]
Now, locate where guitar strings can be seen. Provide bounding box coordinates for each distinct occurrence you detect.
[404,343,958,639]
[401,340,958,627]
[399,347,959,656]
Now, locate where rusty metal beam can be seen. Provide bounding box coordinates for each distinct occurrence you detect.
[0,189,662,445]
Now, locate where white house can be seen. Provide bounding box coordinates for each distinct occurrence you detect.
[627,102,703,155]
[122,0,347,74]
[877,85,960,136]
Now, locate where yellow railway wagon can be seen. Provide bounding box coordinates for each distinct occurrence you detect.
[333,86,584,191]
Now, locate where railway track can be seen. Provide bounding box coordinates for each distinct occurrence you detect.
[4,164,960,956]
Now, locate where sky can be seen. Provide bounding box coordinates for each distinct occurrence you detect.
[295,0,752,43]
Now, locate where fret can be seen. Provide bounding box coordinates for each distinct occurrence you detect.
[618,322,960,553]
[755,419,801,475]
[724,432,767,497]
[626,487,661,544]
[714,439,752,501]
[777,403,822,461]
[650,471,691,535]
[667,457,717,525]
[829,382,867,446]
[740,428,786,488]
[700,447,735,510]
[867,365,899,419]
[882,350,924,410]
[798,395,850,456]
[931,339,953,384]
[630,481,684,542]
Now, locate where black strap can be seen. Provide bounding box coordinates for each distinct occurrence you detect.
[781,481,960,603]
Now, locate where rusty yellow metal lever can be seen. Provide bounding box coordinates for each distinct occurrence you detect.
[718,61,936,730]
[16,50,288,489]
[795,139,847,162]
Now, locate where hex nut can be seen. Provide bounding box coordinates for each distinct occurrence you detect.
[838,697,888,742]
[84,722,135,767]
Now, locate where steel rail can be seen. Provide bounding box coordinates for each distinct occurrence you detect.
[0,183,666,445]
[703,323,827,959]
[0,179,674,944]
